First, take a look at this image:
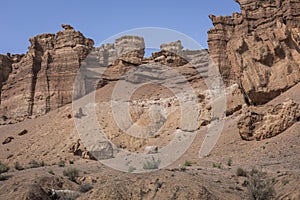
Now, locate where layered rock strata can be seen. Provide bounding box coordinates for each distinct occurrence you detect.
[208,0,300,105]
[0,25,94,123]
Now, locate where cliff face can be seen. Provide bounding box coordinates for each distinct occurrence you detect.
[208,0,300,105]
[0,55,12,104]
[0,25,94,123]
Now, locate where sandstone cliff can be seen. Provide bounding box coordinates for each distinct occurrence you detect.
[0,25,94,123]
[208,0,300,105]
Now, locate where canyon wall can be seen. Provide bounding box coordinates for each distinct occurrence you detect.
[0,25,94,123]
[208,0,300,105]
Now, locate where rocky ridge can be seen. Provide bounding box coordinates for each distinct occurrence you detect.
[208,0,300,105]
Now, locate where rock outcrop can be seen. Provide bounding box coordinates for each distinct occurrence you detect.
[238,98,300,140]
[96,36,145,67]
[0,55,12,105]
[68,139,96,160]
[208,0,300,105]
[0,25,94,123]
[0,54,23,105]
[160,40,183,54]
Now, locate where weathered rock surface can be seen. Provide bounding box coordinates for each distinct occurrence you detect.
[238,98,300,140]
[96,36,145,67]
[115,35,145,65]
[160,40,183,54]
[0,54,23,105]
[68,139,96,160]
[0,55,12,105]
[208,0,300,105]
[0,25,94,123]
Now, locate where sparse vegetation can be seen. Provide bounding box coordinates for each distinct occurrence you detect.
[212,162,222,169]
[0,175,11,181]
[40,160,46,167]
[282,179,289,185]
[28,160,45,168]
[183,160,192,167]
[58,160,65,167]
[143,157,161,170]
[0,161,9,174]
[227,158,232,166]
[79,183,93,193]
[14,162,24,171]
[128,166,136,173]
[236,167,247,177]
[180,166,186,172]
[48,170,55,175]
[247,168,275,200]
[69,160,74,165]
[63,168,79,182]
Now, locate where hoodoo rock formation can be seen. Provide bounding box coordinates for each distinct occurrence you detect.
[0,25,94,124]
[208,0,300,105]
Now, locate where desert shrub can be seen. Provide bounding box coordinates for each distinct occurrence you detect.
[69,160,74,164]
[183,160,192,167]
[58,160,65,167]
[282,179,289,185]
[227,158,232,166]
[180,166,186,172]
[28,160,43,168]
[236,167,247,177]
[0,161,9,174]
[0,175,11,181]
[63,168,79,182]
[28,160,39,168]
[128,166,136,173]
[247,168,275,200]
[212,162,222,169]
[79,183,93,193]
[14,162,24,171]
[48,170,55,175]
[40,160,46,167]
[143,157,161,170]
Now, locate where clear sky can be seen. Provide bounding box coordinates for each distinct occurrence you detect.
[0,0,240,54]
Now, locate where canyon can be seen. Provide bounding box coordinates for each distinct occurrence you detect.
[0,0,299,199]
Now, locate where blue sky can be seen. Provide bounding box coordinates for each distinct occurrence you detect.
[0,0,240,54]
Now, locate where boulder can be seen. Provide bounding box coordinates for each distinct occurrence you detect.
[238,98,300,140]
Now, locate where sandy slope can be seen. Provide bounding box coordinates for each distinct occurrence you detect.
[0,82,299,199]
